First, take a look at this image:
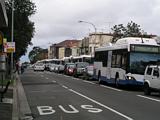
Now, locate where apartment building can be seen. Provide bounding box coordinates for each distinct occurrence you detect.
[80,32,113,57]
[48,40,80,59]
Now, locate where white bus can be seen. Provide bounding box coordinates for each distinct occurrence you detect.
[72,55,94,64]
[94,37,160,86]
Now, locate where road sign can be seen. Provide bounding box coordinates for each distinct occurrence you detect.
[0,32,4,52]
[0,33,3,45]
[4,42,15,53]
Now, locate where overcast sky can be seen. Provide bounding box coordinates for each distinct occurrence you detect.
[20,0,160,62]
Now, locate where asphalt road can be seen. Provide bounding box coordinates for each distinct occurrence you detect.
[20,69,160,120]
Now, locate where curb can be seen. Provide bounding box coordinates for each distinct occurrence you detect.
[12,74,33,120]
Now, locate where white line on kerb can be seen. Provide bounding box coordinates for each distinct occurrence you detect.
[100,85,122,92]
[137,95,160,102]
[68,89,133,120]
[83,80,95,84]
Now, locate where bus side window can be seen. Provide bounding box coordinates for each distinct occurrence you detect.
[122,53,127,70]
[111,55,116,67]
[116,54,121,67]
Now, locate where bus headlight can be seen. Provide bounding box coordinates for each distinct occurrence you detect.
[128,76,132,80]
[127,76,135,80]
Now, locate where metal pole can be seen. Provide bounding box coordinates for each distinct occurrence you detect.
[78,21,97,57]
[11,0,14,79]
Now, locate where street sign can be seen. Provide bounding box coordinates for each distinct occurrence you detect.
[4,42,15,53]
[0,32,3,52]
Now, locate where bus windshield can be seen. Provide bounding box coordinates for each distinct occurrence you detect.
[129,52,160,75]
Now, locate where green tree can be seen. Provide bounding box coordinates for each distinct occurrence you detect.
[124,21,142,37]
[111,21,148,43]
[2,0,36,61]
[28,46,44,64]
[111,24,125,43]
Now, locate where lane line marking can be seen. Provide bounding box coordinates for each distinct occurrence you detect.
[52,80,56,83]
[68,88,133,120]
[46,77,49,79]
[83,80,95,84]
[100,85,122,92]
[72,78,80,80]
[137,95,160,102]
[62,85,68,89]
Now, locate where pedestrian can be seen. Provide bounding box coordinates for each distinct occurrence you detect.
[21,65,24,74]
[15,62,20,74]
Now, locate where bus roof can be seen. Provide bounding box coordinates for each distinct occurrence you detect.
[116,37,157,45]
[96,37,159,52]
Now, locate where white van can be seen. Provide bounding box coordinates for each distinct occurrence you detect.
[144,65,160,95]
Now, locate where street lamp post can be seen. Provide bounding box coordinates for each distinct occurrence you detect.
[11,0,14,79]
[78,20,97,57]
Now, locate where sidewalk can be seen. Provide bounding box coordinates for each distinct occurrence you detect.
[0,88,13,120]
[0,73,33,120]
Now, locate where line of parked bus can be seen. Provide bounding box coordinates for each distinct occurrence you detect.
[33,37,160,90]
[33,55,94,79]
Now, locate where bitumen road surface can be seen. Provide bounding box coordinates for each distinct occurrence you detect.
[20,69,160,120]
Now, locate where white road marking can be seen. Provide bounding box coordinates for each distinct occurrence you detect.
[52,80,56,83]
[59,105,79,113]
[83,80,95,85]
[72,78,80,80]
[62,85,68,89]
[100,85,122,92]
[137,95,160,102]
[68,88,133,120]
[46,77,49,79]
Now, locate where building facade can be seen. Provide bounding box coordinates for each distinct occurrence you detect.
[48,40,80,59]
[80,32,113,57]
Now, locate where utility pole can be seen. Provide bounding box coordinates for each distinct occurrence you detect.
[78,20,97,57]
[11,0,14,79]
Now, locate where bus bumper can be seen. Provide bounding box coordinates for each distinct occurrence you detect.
[118,79,143,86]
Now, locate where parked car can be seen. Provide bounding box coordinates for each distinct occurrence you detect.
[34,63,45,71]
[48,64,56,72]
[54,64,64,73]
[144,65,160,95]
[64,63,75,75]
[85,65,94,80]
[73,62,89,77]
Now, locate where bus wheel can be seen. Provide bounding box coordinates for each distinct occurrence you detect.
[144,83,151,95]
[115,78,119,88]
[115,73,119,88]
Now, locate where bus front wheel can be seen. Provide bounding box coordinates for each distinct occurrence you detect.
[144,83,151,95]
[98,72,102,84]
[115,73,119,88]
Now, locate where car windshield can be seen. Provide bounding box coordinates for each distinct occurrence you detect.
[129,52,160,75]
[77,62,89,68]
[68,65,75,68]
[36,63,44,66]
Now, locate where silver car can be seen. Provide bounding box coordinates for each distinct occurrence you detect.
[34,63,45,71]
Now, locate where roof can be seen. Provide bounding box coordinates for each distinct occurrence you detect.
[116,37,158,46]
[55,40,80,47]
[96,37,160,52]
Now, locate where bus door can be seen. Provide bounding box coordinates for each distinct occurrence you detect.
[106,51,112,80]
